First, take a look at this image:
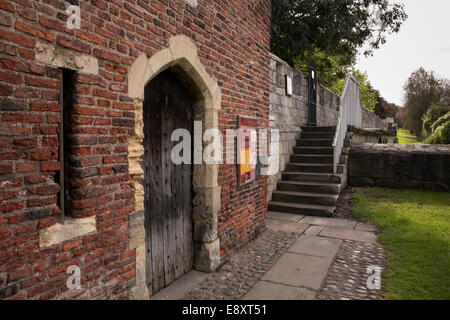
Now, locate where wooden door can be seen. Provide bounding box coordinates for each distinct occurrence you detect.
[143,69,194,295]
[308,65,317,126]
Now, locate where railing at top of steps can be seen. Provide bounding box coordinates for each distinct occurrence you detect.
[332,74,362,174]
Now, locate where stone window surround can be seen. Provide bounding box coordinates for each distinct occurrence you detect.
[127,35,222,299]
[34,42,100,249]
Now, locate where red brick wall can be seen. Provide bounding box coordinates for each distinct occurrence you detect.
[0,0,271,299]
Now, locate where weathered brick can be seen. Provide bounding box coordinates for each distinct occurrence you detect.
[16,162,37,173]
[14,20,54,42]
[1,201,24,213]
[13,138,38,149]
[62,240,81,252]
[17,243,36,256]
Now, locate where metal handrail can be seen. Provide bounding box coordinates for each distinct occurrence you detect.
[332,74,361,174]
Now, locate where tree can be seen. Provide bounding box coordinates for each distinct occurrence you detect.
[402,68,450,136]
[271,0,408,68]
[372,90,401,119]
[293,50,350,89]
[395,107,406,128]
[330,69,378,111]
[422,104,450,137]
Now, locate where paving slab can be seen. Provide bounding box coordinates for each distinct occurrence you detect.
[355,223,378,232]
[150,270,209,300]
[299,216,357,229]
[304,225,325,236]
[242,281,316,300]
[262,253,332,290]
[266,211,304,223]
[266,219,309,234]
[319,226,377,243]
[288,235,342,258]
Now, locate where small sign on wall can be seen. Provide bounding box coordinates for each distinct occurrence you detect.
[237,116,257,186]
[285,75,293,96]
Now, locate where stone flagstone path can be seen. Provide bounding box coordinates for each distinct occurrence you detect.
[150,212,384,300]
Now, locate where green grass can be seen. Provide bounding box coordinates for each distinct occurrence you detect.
[352,188,450,300]
[397,129,423,144]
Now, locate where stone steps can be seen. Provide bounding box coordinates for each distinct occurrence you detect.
[277,180,340,195]
[281,172,344,184]
[268,201,335,217]
[293,147,334,155]
[285,163,344,174]
[301,126,336,133]
[298,139,334,147]
[269,126,348,217]
[290,154,334,164]
[300,132,335,140]
[272,190,338,206]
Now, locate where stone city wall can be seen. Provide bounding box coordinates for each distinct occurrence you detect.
[268,53,340,199]
[349,144,450,191]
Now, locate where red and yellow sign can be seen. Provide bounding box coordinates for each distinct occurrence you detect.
[238,117,257,185]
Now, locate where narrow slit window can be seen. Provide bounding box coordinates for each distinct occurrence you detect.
[57,68,75,222]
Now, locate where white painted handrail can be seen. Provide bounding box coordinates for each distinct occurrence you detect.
[332,74,361,174]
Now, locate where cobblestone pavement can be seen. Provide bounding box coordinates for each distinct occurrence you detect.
[182,229,299,300]
[178,212,385,300]
[316,240,384,300]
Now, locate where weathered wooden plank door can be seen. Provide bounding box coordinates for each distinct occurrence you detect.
[143,69,194,295]
[308,64,317,126]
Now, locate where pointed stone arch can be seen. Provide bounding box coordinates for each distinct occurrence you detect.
[127,35,221,299]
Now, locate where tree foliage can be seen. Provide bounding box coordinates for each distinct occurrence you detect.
[373,90,401,119]
[424,117,450,145]
[271,0,408,68]
[329,69,378,111]
[422,104,450,137]
[402,68,450,136]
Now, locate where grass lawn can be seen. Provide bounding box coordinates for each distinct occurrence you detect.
[352,188,450,300]
[397,129,423,144]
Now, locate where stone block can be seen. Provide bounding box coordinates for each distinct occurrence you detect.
[243,281,316,300]
[262,253,332,290]
[35,42,98,75]
[288,235,342,258]
[319,226,377,243]
[192,186,221,215]
[39,216,97,248]
[193,163,218,189]
[194,238,220,272]
[192,212,218,243]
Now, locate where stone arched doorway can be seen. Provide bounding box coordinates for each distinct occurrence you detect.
[127,35,221,299]
[143,69,194,294]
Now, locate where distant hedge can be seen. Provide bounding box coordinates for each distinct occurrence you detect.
[425,112,450,145]
[422,104,450,137]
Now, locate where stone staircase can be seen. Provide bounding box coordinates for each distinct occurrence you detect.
[268,126,349,217]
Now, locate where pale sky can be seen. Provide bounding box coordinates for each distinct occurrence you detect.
[356,0,450,106]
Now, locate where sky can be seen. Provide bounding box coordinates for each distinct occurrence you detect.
[356,0,450,106]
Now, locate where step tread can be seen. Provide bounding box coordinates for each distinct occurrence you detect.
[301,126,336,129]
[293,154,333,157]
[269,201,335,210]
[294,147,334,150]
[301,132,336,134]
[283,171,341,176]
[288,163,339,167]
[278,180,340,187]
[272,190,339,198]
[299,139,334,142]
